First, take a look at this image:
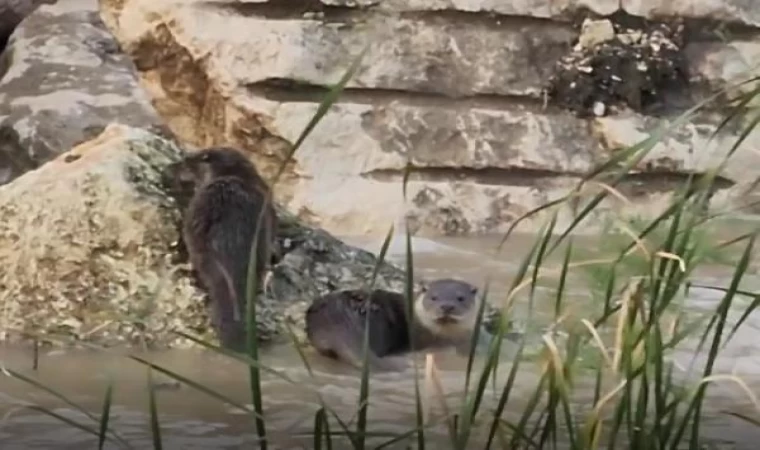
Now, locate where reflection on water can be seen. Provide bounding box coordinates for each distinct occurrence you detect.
[2,232,760,448]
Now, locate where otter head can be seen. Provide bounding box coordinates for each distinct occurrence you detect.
[414,278,480,338]
[173,147,263,187]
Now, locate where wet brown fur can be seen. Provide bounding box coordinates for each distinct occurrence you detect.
[172,147,276,352]
[305,280,481,372]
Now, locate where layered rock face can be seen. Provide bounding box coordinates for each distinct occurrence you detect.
[97,0,760,237]
[0,0,168,186]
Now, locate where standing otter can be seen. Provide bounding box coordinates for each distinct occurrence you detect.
[306,279,503,372]
[171,147,277,352]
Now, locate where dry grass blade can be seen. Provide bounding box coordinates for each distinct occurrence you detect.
[580,319,614,369]
[423,353,456,441]
[581,378,627,449]
[655,251,687,273]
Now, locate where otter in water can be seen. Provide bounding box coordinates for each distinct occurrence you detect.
[305,279,506,372]
[172,147,277,352]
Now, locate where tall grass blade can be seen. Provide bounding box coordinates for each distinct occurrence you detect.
[98,379,115,450]
[18,404,107,442]
[672,232,757,447]
[169,331,299,384]
[484,225,550,449]
[128,355,255,416]
[463,278,492,398]
[356,225,395,450]
[244,230,266,448]
[313,408,333,450]
[269,45,369,186]
[399,159,426,450]
[4,368,129,448]
[146,369,163,450]
[240,44,369,450]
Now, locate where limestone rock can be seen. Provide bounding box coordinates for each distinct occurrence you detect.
[245,0,758,25]
[0,124,207,347]
[593,110,760,213]
[99,0,760,237]
[686,40,760,96]
[0,0,55,52]
[577,18,616,49]
[623,0,760,28]
[0,123,453,348]
[0,0,166,187]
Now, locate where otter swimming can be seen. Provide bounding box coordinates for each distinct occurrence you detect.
[171,147,277,352]
[305,278,504,372]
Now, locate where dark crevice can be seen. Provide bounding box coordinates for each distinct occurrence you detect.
[202,0,362,21]
[205,0,571,29]
[362,166,735,194]
[395,9,563,29]
[203,0,760,39]
[364,166,573,187]
[246,77,734,116]
[246,78,553,112]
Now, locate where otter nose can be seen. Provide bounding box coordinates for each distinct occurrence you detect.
[440,304,456,315]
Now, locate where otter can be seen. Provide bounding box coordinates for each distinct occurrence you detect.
[171,147,277,352]
[305,279,508,372]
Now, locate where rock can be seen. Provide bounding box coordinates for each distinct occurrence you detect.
[686,40,760,97]
[1,123,512,348]
[99,0,760,238]
[0,0,55,52]
[548,18,688,117]
[0,124,207,348]
[251,0,758,25]
[577,18,616,50]
[0,0,167,187]
[623,0,760,28]
[593,110,760,213]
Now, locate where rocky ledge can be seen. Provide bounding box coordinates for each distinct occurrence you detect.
[97,0,760,238]
[0,123,441,348]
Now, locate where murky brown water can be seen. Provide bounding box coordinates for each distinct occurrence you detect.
[2,231,760,449]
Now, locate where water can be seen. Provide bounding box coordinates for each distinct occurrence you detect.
[1,232,760,448]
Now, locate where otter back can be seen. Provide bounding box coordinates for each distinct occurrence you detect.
[306,289,413,362]
[184,176,275,351]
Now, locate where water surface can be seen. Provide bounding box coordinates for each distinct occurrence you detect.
[2,232,760,449]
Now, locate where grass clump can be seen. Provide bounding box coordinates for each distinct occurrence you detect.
[2,52,760,450]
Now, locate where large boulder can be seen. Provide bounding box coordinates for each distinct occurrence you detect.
[98,0,760,238]
[0,0,56,53]
[0,0,167,187]
[0,123,417,348]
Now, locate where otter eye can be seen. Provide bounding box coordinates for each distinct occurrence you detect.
[430,296,438,301]
[457,296,465,302]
